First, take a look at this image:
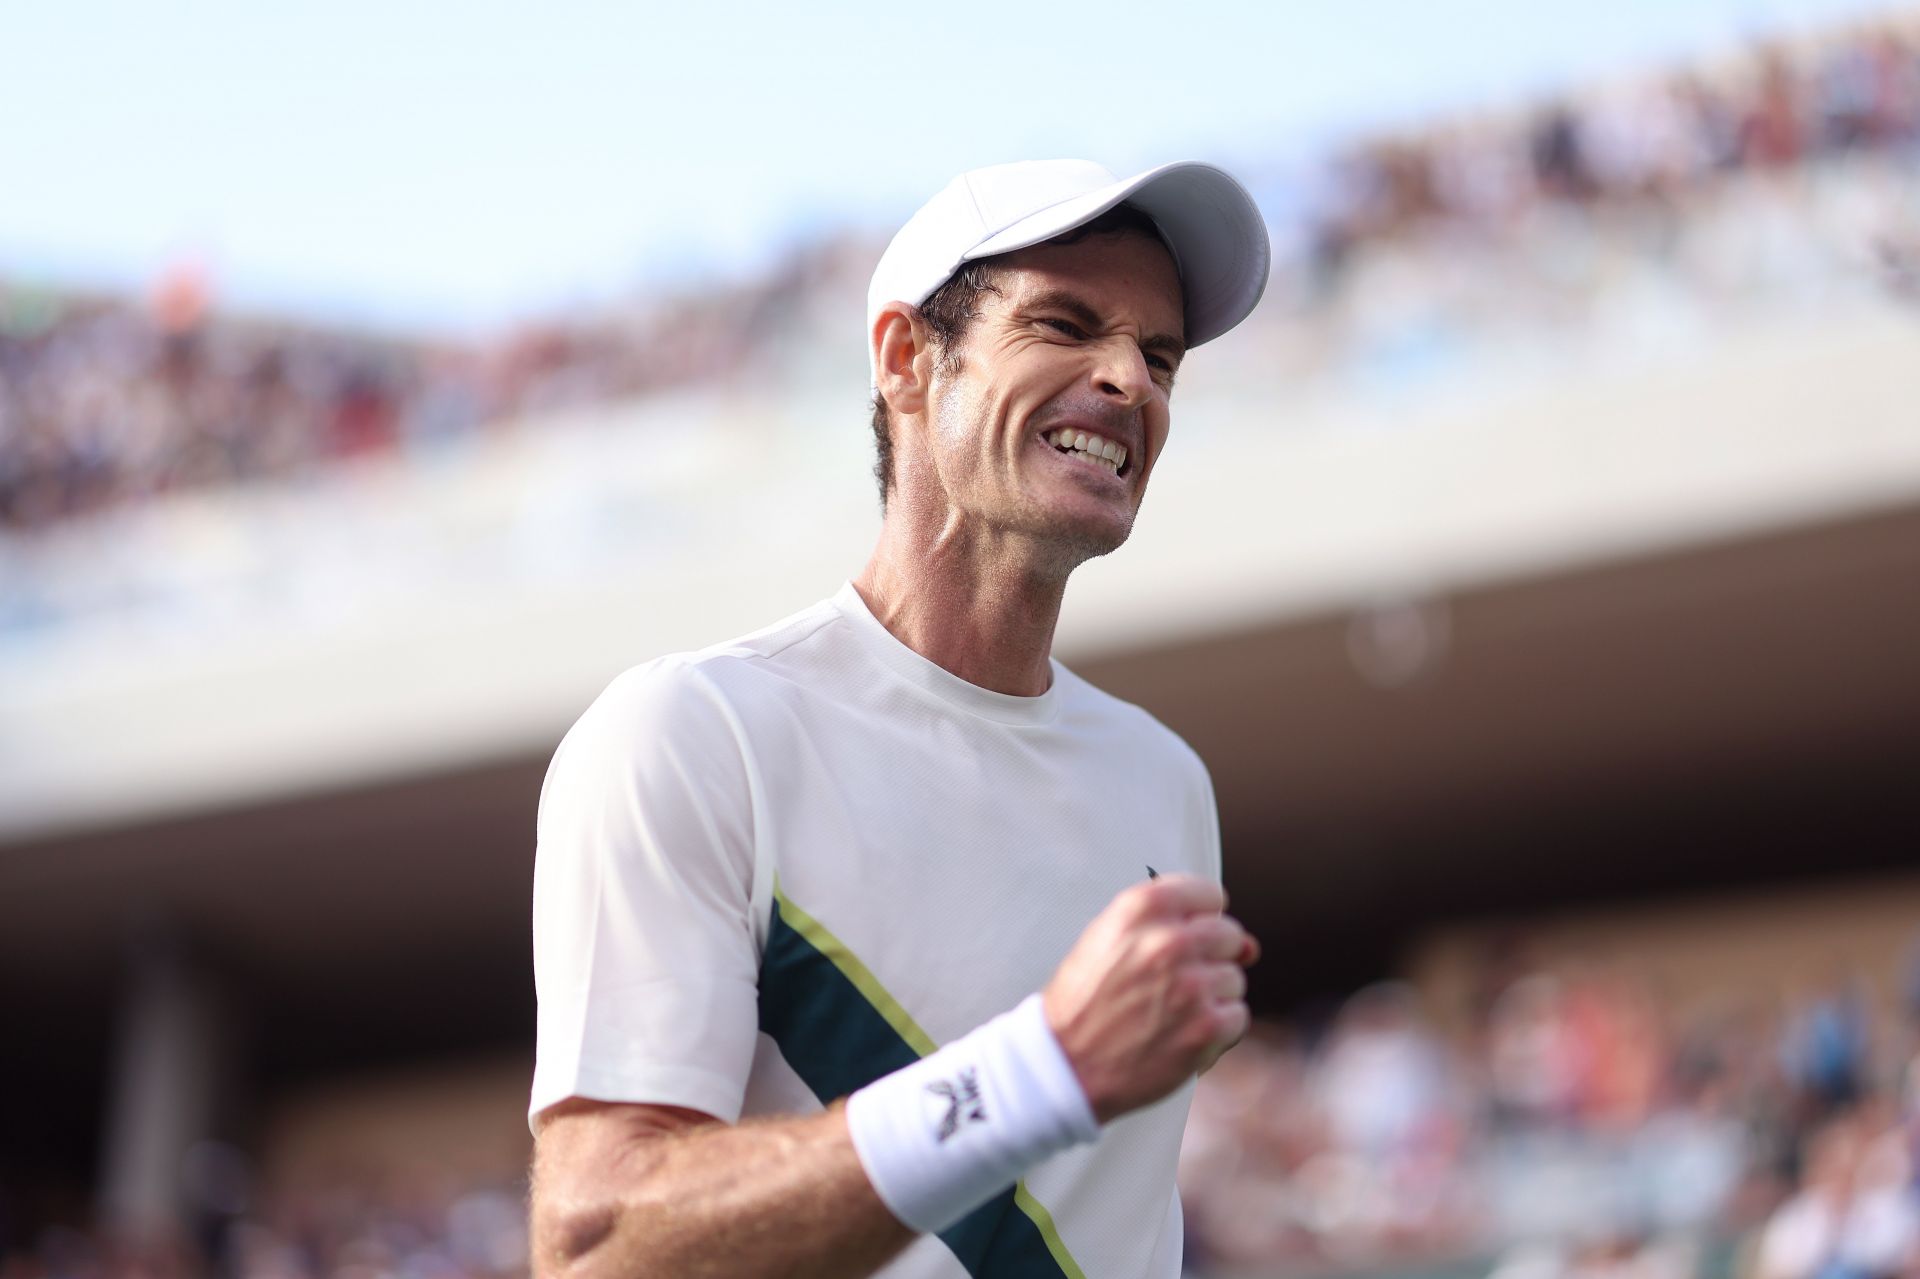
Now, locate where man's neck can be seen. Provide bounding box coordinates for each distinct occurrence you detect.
[852,520,1070,698]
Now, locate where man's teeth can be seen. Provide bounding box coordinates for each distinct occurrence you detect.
[1045,428,1127,473]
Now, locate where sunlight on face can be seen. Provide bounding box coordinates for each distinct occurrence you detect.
[920,230,1185,570]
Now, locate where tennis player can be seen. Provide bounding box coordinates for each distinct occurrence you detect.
[529,158,1271,1278]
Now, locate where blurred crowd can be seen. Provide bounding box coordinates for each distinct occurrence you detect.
[1299,24,1920,274]
[0,1167,528,1279]
[1180,948,1920,1279]
[4,17,1919,533]
[4,945,1918,1279]
[0,244,851,531]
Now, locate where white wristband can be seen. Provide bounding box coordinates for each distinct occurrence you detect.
[845,994,1099,1234]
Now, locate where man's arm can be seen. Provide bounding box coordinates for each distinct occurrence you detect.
[529,874,1256,1279]
[532,1101,913,1279]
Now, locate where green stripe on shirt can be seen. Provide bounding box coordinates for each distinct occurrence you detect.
[759,881,1089,1279]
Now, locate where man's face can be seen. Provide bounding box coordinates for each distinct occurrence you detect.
[917,229,1185,565]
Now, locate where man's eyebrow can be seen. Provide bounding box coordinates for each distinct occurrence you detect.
[1023,288,1187,362]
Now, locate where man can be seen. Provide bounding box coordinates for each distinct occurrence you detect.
[529,158,1271,1279]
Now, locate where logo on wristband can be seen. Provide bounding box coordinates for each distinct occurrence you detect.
[926,1068,986,1142]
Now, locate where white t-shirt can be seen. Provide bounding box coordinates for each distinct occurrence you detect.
[531,583,1222,1279]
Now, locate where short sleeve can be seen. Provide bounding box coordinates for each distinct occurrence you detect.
[1196,764,1222,884]
[1175,738,1222,884]
[529,660,761,1130]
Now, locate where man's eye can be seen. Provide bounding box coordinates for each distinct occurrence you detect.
[1041,318,1085,338]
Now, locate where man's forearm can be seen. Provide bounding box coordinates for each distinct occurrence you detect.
[532,1103,915,1279]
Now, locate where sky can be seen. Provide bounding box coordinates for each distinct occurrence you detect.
[0,0,1902,334]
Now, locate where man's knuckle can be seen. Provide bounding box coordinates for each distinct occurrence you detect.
[1171,966,1212,1006]
[1131,879,1171,911]
[1144,926,1190,967]
[1177,1016,1218,1056]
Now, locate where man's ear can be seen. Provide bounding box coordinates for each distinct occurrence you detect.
[872,302,930,416]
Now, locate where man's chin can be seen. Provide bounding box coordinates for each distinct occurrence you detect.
[999,486,1140,570]
[1073,525,1130,561]
[1034,513,1134,572]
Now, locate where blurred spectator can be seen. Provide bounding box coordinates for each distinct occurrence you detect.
[1753,1111,1918,1279]
[1780,974,1873,1119]
[1314,982,1459,1157]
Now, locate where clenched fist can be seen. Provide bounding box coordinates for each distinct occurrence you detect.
[1042,875,1259,1124]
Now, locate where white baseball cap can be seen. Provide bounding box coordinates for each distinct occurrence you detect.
[867,158,1271,380]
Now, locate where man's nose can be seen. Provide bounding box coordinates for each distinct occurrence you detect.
[1091,338,1154,409]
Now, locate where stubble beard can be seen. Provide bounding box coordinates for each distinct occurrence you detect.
[1033,505,1132,578]
[934,393,1137,582]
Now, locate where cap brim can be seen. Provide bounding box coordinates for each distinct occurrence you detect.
[964,161,1270,348]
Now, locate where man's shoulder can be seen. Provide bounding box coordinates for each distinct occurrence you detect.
[573,595,847,735]
[1051,662,1211,781]
[685,593,849,672]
